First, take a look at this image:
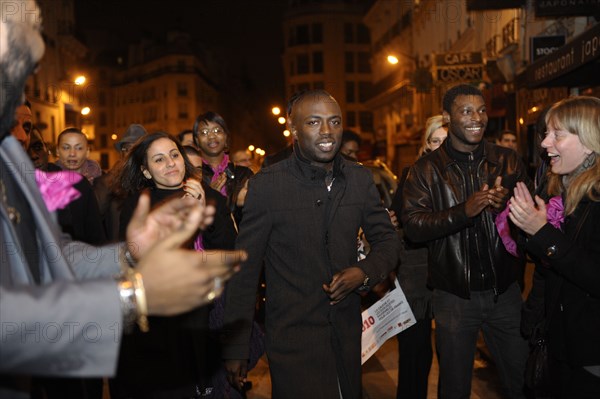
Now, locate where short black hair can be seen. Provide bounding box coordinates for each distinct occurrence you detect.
[342,130,361,146]
[192,111,230,149]
[497,129,516,141]
[57,127,87,145]
[178,129,194,143]
[442,84,483,113]
[286,89,335,120]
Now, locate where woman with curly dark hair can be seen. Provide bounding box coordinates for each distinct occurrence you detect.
[110,131,237,398]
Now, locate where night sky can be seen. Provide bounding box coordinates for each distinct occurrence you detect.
[75,0,288,149]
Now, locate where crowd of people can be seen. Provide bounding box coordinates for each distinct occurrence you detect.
[1,2,599,399]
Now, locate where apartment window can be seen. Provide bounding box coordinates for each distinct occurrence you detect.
[177,82,188,97]
[358,81,372,102]
[345,52,355,73]
[99,111,107,127]
[357,24,370,44]
[313,81,324,90]
[357,52,371,73]
[289,59,295,76]
[100,133,108,149]
[297,54,309,74]
[311,23,323,43]
[297,24,309,45]
[344,23,354,43]
[98,91,106,106]
[178,103,188,119]
[359,111,373,131]
[312,52,323,73]
[288,27,295,46]
[345,81,355,103]
[346,111,356,127]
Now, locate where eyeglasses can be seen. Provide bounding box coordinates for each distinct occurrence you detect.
[197,127,225,137]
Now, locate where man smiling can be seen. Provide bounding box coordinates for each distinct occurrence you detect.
[223,90,399,399]
[401,84,530,398]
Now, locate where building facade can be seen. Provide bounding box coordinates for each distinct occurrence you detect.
[282,0,375,152]
[364,0,598,175]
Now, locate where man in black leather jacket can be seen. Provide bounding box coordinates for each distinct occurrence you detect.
[401,84,529,399]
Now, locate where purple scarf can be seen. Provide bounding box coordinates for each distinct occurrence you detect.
[203,154,230,197]
[495,196,564,257]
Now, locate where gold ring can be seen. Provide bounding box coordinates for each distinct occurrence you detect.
[207,290,216,301]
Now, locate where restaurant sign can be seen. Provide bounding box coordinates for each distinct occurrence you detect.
[435,52,484,83]
[526,23,600,87]
[535,0,600,17]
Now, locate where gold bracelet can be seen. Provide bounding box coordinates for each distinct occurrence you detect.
[130,269,149,333]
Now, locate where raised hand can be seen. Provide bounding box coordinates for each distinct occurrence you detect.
[126,192,215,259]
[183,177,206,208]
[508,182,547,236]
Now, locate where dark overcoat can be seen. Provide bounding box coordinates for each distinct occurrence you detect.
[223,150,399,399]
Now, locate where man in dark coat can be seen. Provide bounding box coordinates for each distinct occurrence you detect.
[223,90,399,399]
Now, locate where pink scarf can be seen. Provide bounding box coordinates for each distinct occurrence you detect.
[203,154,230,197]
[35,170,82,212]
[496,196,564,257]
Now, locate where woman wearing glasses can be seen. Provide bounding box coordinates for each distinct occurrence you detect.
[419,114,448,156]
[193,112,254,224]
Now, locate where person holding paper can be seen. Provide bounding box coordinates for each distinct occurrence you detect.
[222,89,399,399]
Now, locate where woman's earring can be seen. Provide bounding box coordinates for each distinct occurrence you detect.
[142,170,152,179]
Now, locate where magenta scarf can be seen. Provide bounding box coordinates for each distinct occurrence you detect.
[35,169,82,212]
[496,196,565,257]
[203,154,230,197]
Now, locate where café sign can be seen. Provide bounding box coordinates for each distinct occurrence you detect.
[435,52,484,83]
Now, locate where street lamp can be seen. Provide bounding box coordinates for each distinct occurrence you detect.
[283,129,290,137]
[387,55,399,65]
[74,75,86,86]
[272,106,281,116]
[248,145,255,152]
[277,117,286,125]
[81,106,91,116]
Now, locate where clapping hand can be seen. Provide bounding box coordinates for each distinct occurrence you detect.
[508,182,547,236]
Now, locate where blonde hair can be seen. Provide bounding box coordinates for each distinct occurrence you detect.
[545,96,600,215]
[419,115,446,156]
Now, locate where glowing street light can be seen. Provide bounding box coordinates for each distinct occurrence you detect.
[387,55,399,65]
[81,107,91,116]
[277,117,286,125]
[74,75,86,85]
[272,106,281,116]
[111,134,118,140]
[248,145,255,152]
[283,129,290,137]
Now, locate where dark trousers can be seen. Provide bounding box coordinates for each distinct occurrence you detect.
[433,283,528,399]
[396,318,433,399]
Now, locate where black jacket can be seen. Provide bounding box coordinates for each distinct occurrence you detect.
[401,138,529,299]
[524,198,600,366]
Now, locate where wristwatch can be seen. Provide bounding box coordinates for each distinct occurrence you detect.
[357,273,370,293]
